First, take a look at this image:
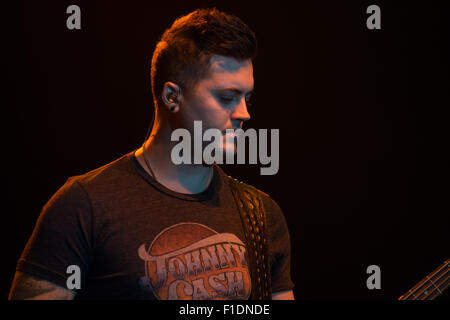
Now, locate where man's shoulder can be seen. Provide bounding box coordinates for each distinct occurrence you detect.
[39,150,139,219]
[67,150,136,187]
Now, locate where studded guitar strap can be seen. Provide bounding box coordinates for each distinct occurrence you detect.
[227,176,272,300]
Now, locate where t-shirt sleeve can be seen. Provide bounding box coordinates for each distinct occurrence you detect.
[262,195,295,294]
[16,177,94,291]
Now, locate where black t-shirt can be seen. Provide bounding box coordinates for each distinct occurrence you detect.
[17,150,294,300]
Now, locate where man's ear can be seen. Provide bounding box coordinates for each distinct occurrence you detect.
[161,82,182,113]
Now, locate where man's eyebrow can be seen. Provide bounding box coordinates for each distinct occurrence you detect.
[218,88,254,95]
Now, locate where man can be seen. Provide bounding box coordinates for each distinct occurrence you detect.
[9,8,294,300]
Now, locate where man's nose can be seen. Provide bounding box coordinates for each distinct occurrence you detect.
[231,97,251,122]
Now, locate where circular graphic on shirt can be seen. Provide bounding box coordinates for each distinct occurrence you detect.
[138,222,251,300]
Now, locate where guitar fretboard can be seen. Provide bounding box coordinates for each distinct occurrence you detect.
[399,259,449,300]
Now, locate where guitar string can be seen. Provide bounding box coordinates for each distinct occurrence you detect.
[419,268,449,300]
[413,263,449,299]
[400,260,449,299]
[419,271,447,299]
[401,261,449,300]
[424,277,449,300]
[401,275,444,300]
[403,263,448,300]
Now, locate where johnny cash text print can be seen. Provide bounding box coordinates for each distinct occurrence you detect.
[138,223,251,300]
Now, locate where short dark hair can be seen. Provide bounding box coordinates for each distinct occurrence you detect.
[151,8,257,104]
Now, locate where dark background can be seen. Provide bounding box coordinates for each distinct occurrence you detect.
[3,0,449,300]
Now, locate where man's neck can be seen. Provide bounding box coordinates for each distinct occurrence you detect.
[134,122,214,195]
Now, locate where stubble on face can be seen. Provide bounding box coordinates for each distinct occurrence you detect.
[182,55,253,130]
[177,55,254,160]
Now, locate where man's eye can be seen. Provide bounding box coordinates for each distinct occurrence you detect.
[220,96,234,104]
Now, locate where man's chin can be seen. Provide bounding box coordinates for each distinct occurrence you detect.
[222,133,237,153]
[221,143,236,162]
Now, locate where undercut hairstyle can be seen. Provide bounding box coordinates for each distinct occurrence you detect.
[151,8,257,105]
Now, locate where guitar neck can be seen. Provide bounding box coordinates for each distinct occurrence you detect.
[399,259,449,300]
